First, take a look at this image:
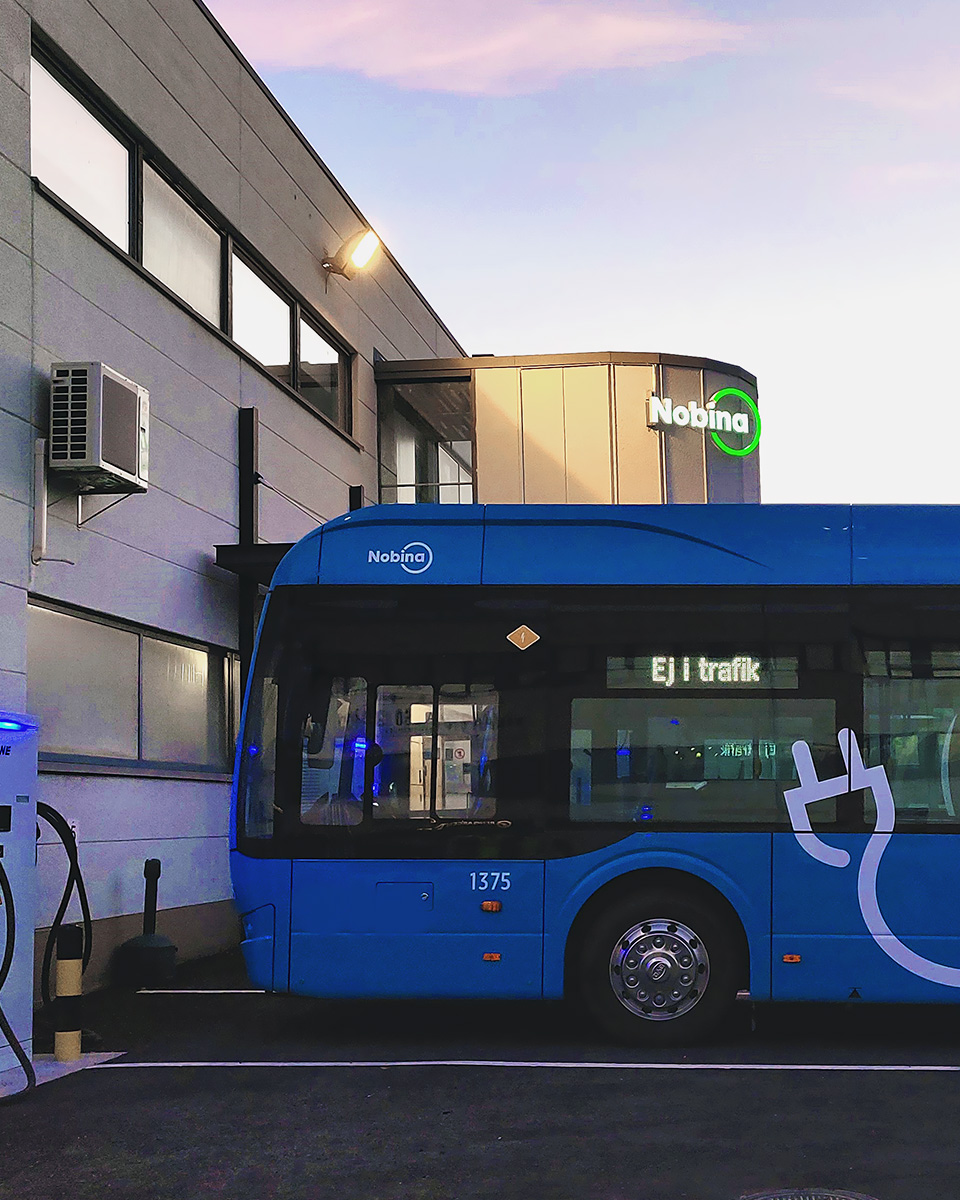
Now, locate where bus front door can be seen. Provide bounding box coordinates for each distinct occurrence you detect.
[289,857,545,999]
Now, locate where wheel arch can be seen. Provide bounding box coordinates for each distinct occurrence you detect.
[561,867,751,998]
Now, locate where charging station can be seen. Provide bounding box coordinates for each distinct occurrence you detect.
[0,711,38,1076]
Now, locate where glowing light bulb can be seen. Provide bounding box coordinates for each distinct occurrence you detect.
[349,230,380,269]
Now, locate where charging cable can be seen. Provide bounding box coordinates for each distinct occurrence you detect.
[37,802,92,1007]
[0,801,93,1101]
[0,857,36,1101]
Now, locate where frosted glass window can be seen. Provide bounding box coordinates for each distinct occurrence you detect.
[30,58,129,251]
[299,318,341,424]
[27,606,139,758]
[231,254,291,384]
[141,637,226,767]
[143,165,221,323]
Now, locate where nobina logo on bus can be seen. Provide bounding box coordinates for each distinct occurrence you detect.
[647,386,761,457]
[367,540,433,574]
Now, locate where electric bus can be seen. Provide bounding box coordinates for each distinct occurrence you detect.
[231,503,960,1043]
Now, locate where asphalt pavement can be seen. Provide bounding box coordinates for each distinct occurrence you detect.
[2,950,958,1200]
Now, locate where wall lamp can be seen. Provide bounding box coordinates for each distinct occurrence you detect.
[322,229,381,279]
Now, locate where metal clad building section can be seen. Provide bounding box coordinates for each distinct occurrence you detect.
[661,366,706,504]
[519,369,566,503]
[479,505,853,586]
[317,505,485,585]
[613,365,661,504]
[473,369,523,503]
[562,366,613,504]
[704,368,753,504]
[852,506,960,584]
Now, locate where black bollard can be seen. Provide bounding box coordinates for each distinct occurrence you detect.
[113,859,178,988]
[143,858,160,936]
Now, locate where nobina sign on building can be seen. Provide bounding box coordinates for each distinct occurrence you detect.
[646,386,761,457]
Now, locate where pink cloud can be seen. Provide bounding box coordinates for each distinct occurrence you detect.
[828,69,960,115]
[869,161,960,187]
[205,0,747,95]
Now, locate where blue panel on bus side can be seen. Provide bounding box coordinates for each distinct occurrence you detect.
[271,529,323,587]
[290,858,544,999]
[851,505,960,584]
[542,832,771,1001]
[317,504,485,585]
[480,505,853,587]
[231,852,291,992]
[773,832,960,1002]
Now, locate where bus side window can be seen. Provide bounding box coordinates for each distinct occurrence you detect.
[569,695,837,826]
[864,642,960,825]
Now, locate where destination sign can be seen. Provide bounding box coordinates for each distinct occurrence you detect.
[607,654,798,690]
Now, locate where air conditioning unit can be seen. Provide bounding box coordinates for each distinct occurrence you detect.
[48,362,149,494]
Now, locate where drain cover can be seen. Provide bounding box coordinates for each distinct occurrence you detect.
[740,1192,879,1200]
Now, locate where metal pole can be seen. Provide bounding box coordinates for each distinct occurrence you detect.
[142,859,161,938]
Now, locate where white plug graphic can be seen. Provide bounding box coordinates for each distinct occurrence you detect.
[784,729,960,988]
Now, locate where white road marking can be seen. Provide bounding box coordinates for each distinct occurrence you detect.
[90,1059,960,1072]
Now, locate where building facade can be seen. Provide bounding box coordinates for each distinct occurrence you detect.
[1,0,463,988]
[377,352,760,507]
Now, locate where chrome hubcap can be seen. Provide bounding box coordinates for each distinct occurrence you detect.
[609,918,710,1021]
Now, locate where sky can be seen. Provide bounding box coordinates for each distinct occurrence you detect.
[205,0,960,503]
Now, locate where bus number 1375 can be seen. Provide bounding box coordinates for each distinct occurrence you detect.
[470,871,511,891]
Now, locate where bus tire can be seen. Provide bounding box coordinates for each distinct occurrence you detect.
[577,889,739,1045]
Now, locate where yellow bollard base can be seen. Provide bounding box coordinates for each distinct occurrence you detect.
[54,1030,82,1063]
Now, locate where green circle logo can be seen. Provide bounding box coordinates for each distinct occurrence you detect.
[709,387,761,457]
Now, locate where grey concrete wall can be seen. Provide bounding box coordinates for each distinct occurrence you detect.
[0,0,463,975]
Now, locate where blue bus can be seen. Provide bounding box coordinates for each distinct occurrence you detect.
[232,503,960,1043]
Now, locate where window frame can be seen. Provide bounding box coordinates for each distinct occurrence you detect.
[377,382,475,504]
[29,48,136,254]
[29,38,356,438]
[297,310,351,433]
[28,597,240,778]
[140,158,223,326]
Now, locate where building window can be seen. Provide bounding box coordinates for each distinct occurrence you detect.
[26,605,139,758]
[438,443,473,504]
[142,164,221,324]
[26,602,238,772]
[140,636,228,766]
[299,317,342,426]
[377,377,475,504]
[30,57,130,251]
[29,48,355,434]
[231,253,292,386]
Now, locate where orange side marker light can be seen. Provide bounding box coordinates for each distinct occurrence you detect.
[483,953,502,962]
[480,901,502,912]
[782,954,802,963]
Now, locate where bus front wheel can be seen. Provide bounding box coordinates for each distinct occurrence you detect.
[577,890,739,1045]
